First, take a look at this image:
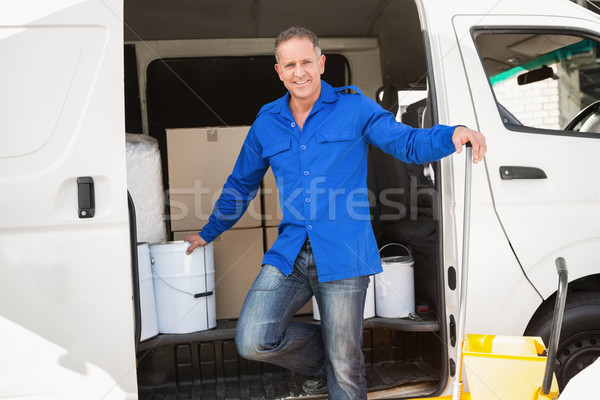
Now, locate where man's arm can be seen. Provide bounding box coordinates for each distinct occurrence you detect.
[362,96,486,163]
[185,127,268,254]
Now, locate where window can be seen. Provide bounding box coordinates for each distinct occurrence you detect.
[474,31,600,133]
[143,54,350,185]
[146,55,350,135]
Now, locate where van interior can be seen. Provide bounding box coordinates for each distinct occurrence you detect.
[124,0,600,398]
[124,1,448,398]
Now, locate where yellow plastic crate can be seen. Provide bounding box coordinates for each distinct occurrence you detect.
[463,334,559,400]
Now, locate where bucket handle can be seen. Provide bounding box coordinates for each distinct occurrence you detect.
[151,257,214,298]
[379,243,412,258]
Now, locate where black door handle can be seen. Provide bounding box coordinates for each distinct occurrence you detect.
[499,166,547,180]
[77,176,95,218]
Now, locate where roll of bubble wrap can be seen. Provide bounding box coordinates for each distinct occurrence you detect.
[126,134,167,243]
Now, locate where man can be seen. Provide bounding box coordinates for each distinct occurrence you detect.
[186,26,486,400]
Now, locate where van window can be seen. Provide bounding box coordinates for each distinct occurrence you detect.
[376,88,427,122]
[143,54,349,183]
[474,32,600,134]
[145,54,349,139]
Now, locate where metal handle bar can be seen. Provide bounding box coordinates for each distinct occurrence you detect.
[541,257,569,395]
[452,144,474,400]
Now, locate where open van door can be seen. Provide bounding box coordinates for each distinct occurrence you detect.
[420,0,600,389]
[449,5,600,297]
[450,5,600,387]
[0,0,137,398]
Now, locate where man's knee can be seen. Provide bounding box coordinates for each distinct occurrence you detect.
[235,333,257,360]
[235,332,272,361]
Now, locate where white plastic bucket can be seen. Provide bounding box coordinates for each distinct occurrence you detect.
[137,243,158,341]
[375,243,415,318]
[150,241,216,334]
[312,276,375,321]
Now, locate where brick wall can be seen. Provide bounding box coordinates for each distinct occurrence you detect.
[493,64,581,131]
[493,74,560,130]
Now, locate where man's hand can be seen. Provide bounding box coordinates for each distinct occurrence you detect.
[452,126,487,164]
[185,233,208,255]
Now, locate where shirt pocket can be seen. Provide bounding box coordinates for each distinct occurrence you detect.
[262,138,293,175]
[316,127,360,175]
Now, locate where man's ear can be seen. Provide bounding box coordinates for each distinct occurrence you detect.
[274,63,284,81]
[319,54,326,75]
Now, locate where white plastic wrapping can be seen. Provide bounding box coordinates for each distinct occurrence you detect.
[126,134,167,243]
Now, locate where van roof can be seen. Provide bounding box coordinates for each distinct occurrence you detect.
[124,0,597,89]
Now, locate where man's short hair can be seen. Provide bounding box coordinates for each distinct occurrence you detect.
[275,26,321,63]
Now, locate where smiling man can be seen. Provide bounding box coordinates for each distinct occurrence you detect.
[185,26,486,399]
[274,34,325,129]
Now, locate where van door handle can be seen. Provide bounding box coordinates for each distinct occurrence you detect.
[77,176,95,218]
[499,166,547,180]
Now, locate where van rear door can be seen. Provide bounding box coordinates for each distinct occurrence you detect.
[0,0,136,397]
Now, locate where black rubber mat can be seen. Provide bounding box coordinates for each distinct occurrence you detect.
[137,324,442,400]
[139,361,439,399]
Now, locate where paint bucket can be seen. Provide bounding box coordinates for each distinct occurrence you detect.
[150,241,216,334]
[375,243,415,318]
[312,276,375,320]
[137,243,158,341]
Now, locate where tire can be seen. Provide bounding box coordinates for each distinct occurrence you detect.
[525,291,600,390]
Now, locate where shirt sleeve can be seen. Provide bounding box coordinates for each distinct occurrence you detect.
[360,95,457,164]
[199,126,269,243]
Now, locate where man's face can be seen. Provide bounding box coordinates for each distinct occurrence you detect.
[275,37,325,105]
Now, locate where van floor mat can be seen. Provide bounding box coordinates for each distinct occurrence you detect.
[137,326,442,399]
[138,361,439,399]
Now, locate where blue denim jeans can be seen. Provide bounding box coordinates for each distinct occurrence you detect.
[236,239,370,399]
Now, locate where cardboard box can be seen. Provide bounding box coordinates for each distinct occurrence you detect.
[262,167,282,227]
[167,127,262,232]
[265,226,279,249]
[174,228,263,320]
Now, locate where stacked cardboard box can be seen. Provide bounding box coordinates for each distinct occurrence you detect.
[167,126,310,320]
[167,126,262,232]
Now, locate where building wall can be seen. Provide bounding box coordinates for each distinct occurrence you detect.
[493,64,581,131]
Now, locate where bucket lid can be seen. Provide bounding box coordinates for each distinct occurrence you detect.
[149,240,213,249]
[382,255,413,264]
[149,240,186,247]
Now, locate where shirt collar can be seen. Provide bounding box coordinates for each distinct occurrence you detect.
[319,81,337,104]
[269,80,338,118]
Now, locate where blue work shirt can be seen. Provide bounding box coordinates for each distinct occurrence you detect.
[199,81,457,282]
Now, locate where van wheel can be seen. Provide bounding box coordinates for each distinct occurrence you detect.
[525,291,600,389]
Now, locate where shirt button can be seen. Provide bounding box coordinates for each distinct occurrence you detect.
[301,145,306,150]
[307,225,313,230]
[304,170,309,176]
[305,197,311,203]
[291,122,296,128]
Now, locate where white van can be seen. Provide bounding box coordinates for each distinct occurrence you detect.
[1,0,600,398]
